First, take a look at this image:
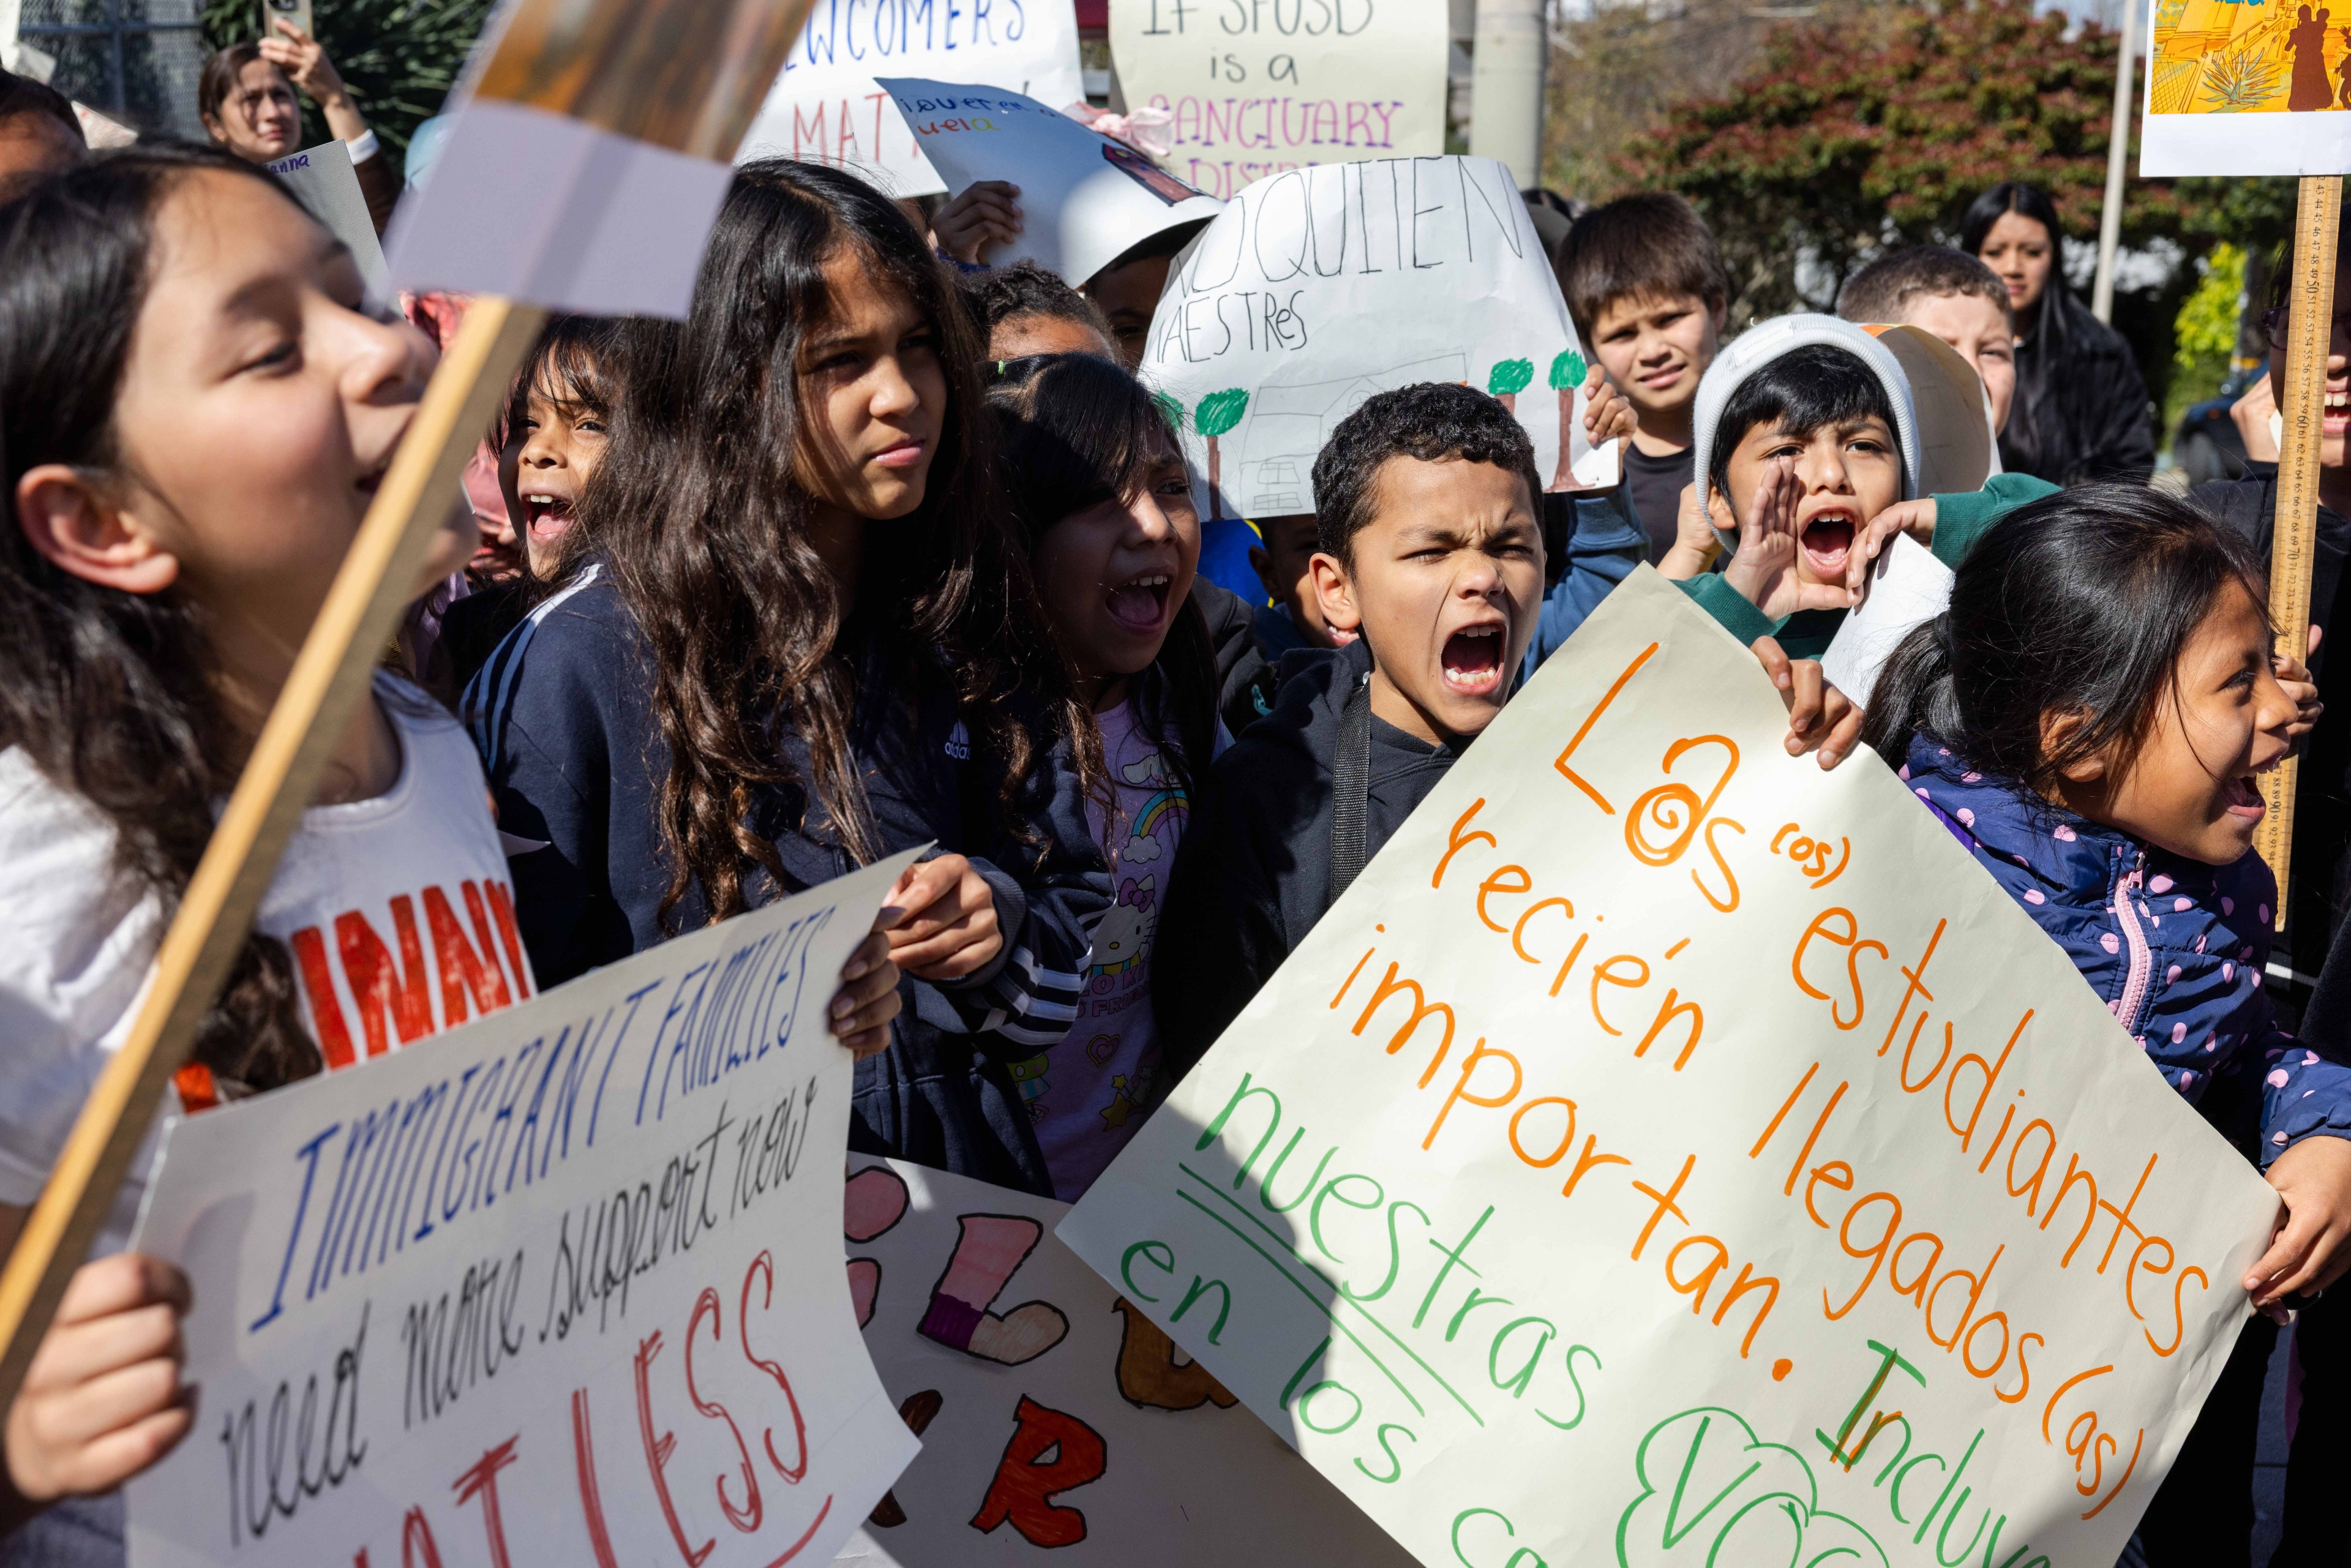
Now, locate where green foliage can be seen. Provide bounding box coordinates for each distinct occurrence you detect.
[1547,348,1587,392]
[201,0,495,165]
[1616,0,2296,326]
[1150,391,1187,432]
[1487,358,1535,397]
[1194,388,1250,440]
[2173,242,2247,374]
[2200,48,2284,112]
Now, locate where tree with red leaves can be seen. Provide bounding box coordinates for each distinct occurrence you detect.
[1614,0,2293,332]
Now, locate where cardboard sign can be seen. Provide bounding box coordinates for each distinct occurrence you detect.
[2143,0,2351,174]
[126,853,924,1568]
[390,0,820,315]
[268,142,391,298]
[830,1158,1417,1564]
[1107,0,1449,199]
[1142,156,1618,523]
[1060,568,2278,1568]
[740,0,1084,197]
[875,78,1222,285]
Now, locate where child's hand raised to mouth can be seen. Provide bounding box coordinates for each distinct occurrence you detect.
[1719,456,1855,618]
[1843,497,1938,603]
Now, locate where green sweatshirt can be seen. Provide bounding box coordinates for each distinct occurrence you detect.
[1674,472,2061,659]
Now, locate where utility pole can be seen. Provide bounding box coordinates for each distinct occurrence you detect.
[1472,0,1547,187]
[2091,0,2138,323]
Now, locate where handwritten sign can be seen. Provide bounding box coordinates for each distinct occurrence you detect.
[876,78,1222,285]
[740,0,1083,195]
[1107,0,1447,199]
[1060,568,2278,1568]
[1142,155,1617,523]
[830,1157,1415,1564]
[267,142,390,298]
[125,853,924,1568]
[2142,0,2351,174]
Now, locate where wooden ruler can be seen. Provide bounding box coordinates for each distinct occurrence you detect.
[0,298,546,1409]
[2256,175,2339,932]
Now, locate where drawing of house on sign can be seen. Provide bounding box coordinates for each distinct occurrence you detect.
[1237,353,1466,514]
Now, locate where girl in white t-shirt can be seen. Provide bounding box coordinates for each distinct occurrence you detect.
[986,354,1224,1198]
[0,144,909,1548]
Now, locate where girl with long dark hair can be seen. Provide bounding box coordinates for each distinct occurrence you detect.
[1862,485,2335,1565]
[1961,181,2154,486]
[471,160,1108,1195]
[988,353,1222,1195]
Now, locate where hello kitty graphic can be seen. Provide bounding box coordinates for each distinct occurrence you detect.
[1089,876,1157,980]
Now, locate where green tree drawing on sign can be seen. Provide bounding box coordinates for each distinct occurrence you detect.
[1487,358,1535,415]
[1548,349,1589,490]
[1150,392,1186,433]
[1194,389,1250,521]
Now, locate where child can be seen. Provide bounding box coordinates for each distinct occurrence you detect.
[1154,381,1848,1077]
[1859,485,2341,1568]
[470,160,1108,1197]
[1084,227,1192,370]
[432,317,629,704]
[1556,192,1730,565]
[1248,511,1352,661]
[960,261,1116,362]
[989,353,1223,1195]
[0,144,888,1554]
[1835,245,2015,436]
[1665,317,2056,661]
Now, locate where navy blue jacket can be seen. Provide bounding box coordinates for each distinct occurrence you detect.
[1903,735,2351,1166]
[465,565,1110,1195]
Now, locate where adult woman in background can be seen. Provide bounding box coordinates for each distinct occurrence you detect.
[197,20,398,233]
[1963,181,2154,486]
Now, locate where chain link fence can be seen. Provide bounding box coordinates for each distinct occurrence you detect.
[17,0,206,138]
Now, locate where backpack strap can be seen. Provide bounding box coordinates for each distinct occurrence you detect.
[1327,672,1372,908]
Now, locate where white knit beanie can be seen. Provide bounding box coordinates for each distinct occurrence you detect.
[1691,314,1922,544]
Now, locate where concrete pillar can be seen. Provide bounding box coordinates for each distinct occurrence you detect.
[1471,0,1547,188]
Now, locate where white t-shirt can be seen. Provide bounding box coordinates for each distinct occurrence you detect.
[0,676,534,1256]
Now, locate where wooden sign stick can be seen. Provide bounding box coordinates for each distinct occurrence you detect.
[0,296,546,1410]
[2255,175,2341,934]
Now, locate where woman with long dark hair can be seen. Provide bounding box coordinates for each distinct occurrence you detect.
[1962,181,2154,486]
[470,159,1109,1195]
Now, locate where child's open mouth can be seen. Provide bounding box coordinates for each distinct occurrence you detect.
[1441,624,1505,696]
[523,492,576,543]
[2222,771,2267,823]
[1105,572,1171,632]
[2328,388,2349,437]
[1799,511,1856,579]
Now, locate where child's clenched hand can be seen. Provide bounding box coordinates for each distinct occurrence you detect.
[6,1254,193,1509]
[2278,623,2324,753]
[1578,364,1637,448]
[931,182,1022,264]
[1843,497,1938,603]
[1750,636,1863,770]
[1720,457,1853,618]
[2245,1132,2351,1316]
[879,853,1005,981]
[1656,483,1719,581]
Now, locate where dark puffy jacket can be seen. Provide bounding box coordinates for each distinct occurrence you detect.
[1902,735,2351,1166]
[2001,294,2156,487]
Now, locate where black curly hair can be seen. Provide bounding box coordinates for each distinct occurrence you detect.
[1311,381,1542,566]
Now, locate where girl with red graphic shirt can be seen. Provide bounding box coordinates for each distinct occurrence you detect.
[0,146,906,1554]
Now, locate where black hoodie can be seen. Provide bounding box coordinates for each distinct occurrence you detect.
[1153,637,1468,1080]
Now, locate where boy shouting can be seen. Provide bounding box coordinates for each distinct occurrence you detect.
[1154,383,1852,1078]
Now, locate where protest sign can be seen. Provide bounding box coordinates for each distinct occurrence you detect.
[1820,532,1955,711]
[876,79,1221,285]
[267,141,391,298]
[390,0,818,315]
[1060,568,2281,1568]
[740,0,1083,196]
[830,1158,1417,1564]
[1108,0,1449,199]
[125,852,924,1568]
[2143,0,2351,175]
[1143,156,1617,523]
